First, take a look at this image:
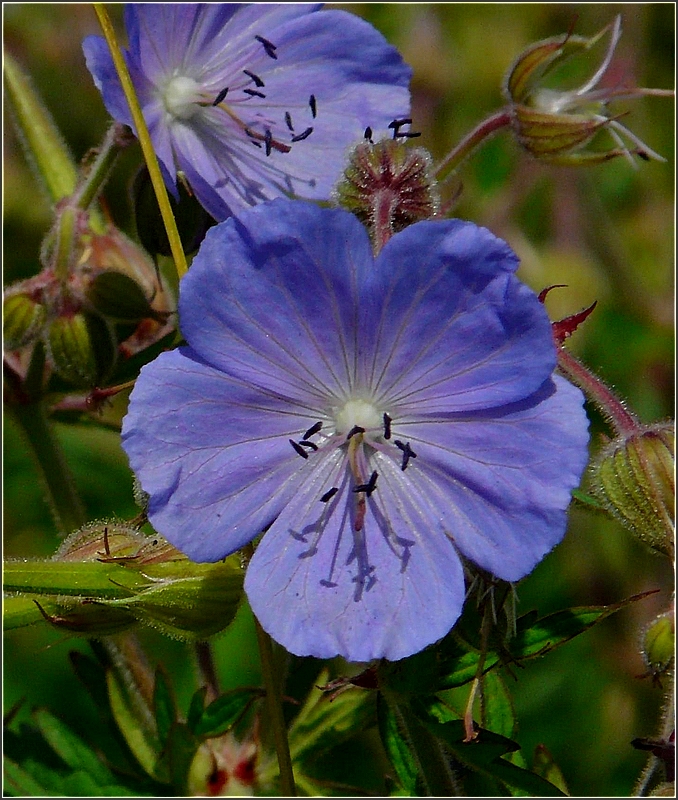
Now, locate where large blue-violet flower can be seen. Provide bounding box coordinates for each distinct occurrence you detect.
[83,4,411,221]
[122,200,590,662]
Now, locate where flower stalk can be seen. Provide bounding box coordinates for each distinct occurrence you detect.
[433,110,512,180]
[8,401,87,535]
[250,589,296,795]
[556,347,639,436]
[73,122,133,213]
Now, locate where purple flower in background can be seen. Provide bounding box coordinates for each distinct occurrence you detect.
[121,200,590,662]
[83,4,411,221]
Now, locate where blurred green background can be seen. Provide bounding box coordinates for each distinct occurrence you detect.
[3,4,674,796]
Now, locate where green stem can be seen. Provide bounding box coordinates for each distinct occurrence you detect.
[93,3,188,280]
[253,614,296,796]
[434,109,512,181]
[74,122,130,215]
[9,401,87,535]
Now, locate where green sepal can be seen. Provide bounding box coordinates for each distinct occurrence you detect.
[504,27,607,103]
[3,292,47,350]
[47,310,117,388]
[3,52,78,203]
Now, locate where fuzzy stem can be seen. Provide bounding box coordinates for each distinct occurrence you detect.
[253,614,296,796]
[434,110,512,180]
[556,347,640,436]
[243,546,295,795]
[93,4,188,280]
[634,673,675,795]
[74,122,129,214]
[9,401,87,535]
[195,642,220,704]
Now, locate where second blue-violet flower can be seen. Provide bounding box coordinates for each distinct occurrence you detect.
[83,3,411,220]
[122,199,590,662]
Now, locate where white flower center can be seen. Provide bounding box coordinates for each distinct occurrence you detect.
[163,76,202,120]
[335,398,382,438]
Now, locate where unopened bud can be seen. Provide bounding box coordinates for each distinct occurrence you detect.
[3,291,47,350]
[642,610,675,679]
[85,269,164,323]
[591,424,675,558]
[110,558,244,640]
[334,136,439,251]
[47,310,116,387]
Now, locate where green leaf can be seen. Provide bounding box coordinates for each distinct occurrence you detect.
[153,668,177,749]
[429,592,657,691]
[532,744,569,795]
[411,696,566,797]
[192,687,263,739]
[376,694,419,795]
[106,667,162,782]
[162,723,200,794]
[3,52,78,203]
[32,708,115,786]
[3,757,52,797]
[376,693,462,797]
[186,687,208,733]
[287,670,377,768]
[508,592,657,661]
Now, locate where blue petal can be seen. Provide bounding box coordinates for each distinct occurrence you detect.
[121,347,317,562]
[245,447,466,662]
[177,200,374,403]
[363,218,557,411]
[392,375,590,581]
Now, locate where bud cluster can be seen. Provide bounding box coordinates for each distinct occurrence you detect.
[3,206,174,392]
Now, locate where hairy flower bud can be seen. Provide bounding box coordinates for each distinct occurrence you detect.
[47,309,116,388]
[334,134,439,252]
[85,270,166,324]
[3,291,47,350]
[591,423,675,558]
[503,16,669,166]
[642,610,675,680]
